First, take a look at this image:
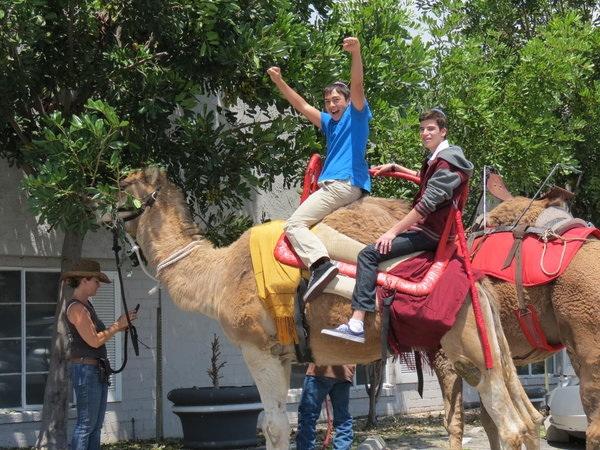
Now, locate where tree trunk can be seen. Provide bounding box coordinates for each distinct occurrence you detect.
[36,229,85,450]
[364,359,386,429]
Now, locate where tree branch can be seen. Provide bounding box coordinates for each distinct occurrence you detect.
[9,116,30,145]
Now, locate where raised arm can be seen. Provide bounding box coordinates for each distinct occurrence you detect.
[342,37,365,111]
[267,66,321,128]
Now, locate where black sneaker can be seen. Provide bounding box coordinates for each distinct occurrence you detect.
[303,261,339,302]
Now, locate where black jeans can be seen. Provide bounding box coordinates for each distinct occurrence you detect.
[351,231,438,312]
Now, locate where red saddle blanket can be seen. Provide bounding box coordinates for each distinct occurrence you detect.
[379,253,483,354]
[470,227,599,286]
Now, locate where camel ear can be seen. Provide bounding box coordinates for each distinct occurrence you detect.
[486,171,513,201]
[144,166,164,187]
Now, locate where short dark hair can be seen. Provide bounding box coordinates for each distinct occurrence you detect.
[419,108,448,131]
[67,276,93,289]
[323,81,350,100]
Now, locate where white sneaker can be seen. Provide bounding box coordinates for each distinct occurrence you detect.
[321,323,365,343]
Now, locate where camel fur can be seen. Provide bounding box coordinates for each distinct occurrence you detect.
[120,168,538,450]
[435,195,600,450]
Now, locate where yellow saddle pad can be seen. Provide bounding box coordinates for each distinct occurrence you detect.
[250,220,300,345]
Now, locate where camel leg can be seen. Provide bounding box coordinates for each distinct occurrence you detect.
[482,400,542,450]
[495,342,542,449]
[565,345,600,450]
[241,343,291,450]
[431,349,464,450]
[481,404,502,450]
[442,284,527,449]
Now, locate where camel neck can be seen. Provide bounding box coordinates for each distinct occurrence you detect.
[135,200,222,319]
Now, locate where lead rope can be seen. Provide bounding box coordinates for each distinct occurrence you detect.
[111,228,139,374]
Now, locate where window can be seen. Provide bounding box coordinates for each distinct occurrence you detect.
[0,268,122,410]
[516,355,556,376]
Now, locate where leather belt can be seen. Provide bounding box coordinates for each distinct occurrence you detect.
[70,357,99,365]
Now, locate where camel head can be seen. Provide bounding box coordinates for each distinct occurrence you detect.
[114,167,168,236]
[120,167,165,197]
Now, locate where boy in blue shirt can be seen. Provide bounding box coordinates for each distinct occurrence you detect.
[267,37,372,302]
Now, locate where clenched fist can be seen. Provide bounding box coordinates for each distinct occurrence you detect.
[267,66,282,83]
[342,37,361,54]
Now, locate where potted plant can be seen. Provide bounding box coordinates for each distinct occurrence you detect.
[167,334,263,449]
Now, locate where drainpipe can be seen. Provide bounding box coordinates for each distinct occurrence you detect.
[156,287,164,439]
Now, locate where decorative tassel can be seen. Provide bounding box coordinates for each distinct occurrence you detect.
[276,317,298,345]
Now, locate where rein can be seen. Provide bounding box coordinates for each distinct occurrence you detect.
[102,185,160,374]
[109,228,140,375]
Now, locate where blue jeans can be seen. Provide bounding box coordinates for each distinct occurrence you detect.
[296,375,353,450]
[351,231,438,312]
[70,363,108,450]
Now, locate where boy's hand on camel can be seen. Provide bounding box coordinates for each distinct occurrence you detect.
[267,66,282,83]
[342,37,360,54]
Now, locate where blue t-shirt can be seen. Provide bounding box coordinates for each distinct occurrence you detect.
[318,101,372,192]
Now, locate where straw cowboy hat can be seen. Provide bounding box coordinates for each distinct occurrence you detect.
[60,259,111,284]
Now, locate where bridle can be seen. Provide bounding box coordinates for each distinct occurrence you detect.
[112,177,203,292]
[115,185,161,222]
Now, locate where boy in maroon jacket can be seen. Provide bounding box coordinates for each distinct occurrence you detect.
[322,109,474,343]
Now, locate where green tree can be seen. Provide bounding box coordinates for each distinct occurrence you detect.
[418,1,600,221]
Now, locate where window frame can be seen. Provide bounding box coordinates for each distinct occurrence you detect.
[0,266,122,412]
[516,354,557,378]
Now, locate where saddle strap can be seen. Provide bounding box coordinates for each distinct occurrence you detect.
[380,291,396,362]
[514,305,565,352]
[415,350,424,399]
[502,224,528,311]
[293,279,313,363]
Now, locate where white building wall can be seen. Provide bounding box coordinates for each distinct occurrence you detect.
[0,160,445,448]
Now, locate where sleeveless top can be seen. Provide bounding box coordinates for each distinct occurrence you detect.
[66,299,108,360]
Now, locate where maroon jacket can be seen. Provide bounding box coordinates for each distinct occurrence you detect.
[410,145,473,241]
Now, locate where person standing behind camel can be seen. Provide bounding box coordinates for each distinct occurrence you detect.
[296,364,356,450]
[64,259,138,450]
[267,36,372,303]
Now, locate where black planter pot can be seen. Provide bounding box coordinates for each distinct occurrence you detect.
[168,386,263,449]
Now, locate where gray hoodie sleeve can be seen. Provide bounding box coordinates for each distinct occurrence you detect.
[414,145,473,216]
[414,168,462,215]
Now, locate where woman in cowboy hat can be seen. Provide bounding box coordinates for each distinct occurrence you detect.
[63,259,138,450]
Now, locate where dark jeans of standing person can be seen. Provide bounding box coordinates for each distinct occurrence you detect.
[296,375,353,450]
[351,231,438,312]
[70,363,108,450]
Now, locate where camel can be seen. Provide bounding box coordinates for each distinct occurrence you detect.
[433,195,600,450]
[118,167,538,450]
